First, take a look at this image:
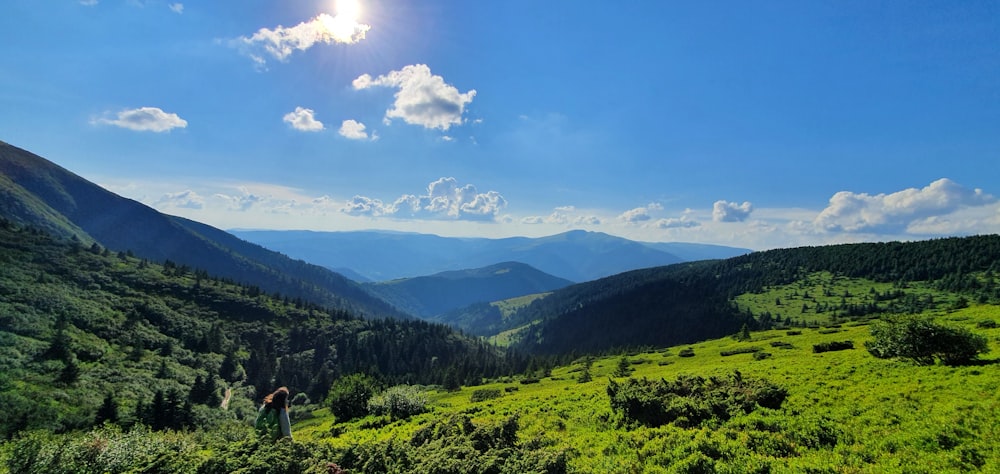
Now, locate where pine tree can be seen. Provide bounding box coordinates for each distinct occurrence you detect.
[95,393,118,425]
[612,355,632,378]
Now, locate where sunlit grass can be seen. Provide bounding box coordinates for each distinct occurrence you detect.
[299,303,1000,472]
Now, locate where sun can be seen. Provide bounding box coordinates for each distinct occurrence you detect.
[336,0,361,23]
[320,0,368,43]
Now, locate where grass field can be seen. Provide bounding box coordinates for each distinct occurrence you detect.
[293,301,1000,472]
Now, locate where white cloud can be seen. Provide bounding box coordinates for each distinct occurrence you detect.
[341,195,390,217]
[341,177,506,221]
[169,3,183,14]
[215,187,265,212]
[339,119,374,140]
[814,178,995,233]
[283,107,324,132]
[154,190,204,209]
[618,202,665,223]
[713,200,754,222]
[656,216,700,229]
[95,107,187,132]
[236,13,370,67]
[353,64,476,131]
[522,206,602,226]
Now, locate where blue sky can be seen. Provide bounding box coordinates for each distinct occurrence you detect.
[2,0,998,250]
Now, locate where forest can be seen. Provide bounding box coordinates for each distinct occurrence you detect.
[2,216,999,472]
[0,217,525,441]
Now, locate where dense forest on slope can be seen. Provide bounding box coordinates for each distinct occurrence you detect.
[0,218,521,440]
[0,141,409,319]
[511,235,1000,354]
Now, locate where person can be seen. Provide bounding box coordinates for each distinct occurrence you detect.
[254,386,292,441]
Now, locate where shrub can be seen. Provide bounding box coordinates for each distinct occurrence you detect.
[753,351,773,361]
[720,346,761,357]
[812,341,854,353]
[786,330,802,336]
[470,388,502,403]
[339,414,568,474]
[678,347,695,358]
[866,317,990,365]
[327,373,382,422]
[606,372,787,428]
[367,385,428,420]
[770,341,794,349]
[977,319,998,329]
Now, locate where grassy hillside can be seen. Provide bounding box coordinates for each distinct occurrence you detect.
[434,292,552,341]
[7,305,997,472]
[0,219,516,441]
[4,213,1000,472]
[274,276,1000,472]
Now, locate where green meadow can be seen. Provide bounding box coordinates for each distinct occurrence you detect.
[3,225,1000,473]
[286,303,1000,473]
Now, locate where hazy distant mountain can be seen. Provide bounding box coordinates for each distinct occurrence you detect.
[363,261,573,318]
[640,241,751,262]
[0,141,408,319]
[232,229,750,282]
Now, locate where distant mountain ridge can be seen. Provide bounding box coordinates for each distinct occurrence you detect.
[231,229,750,283]
[363,261,572,318]
[0,140,408,319]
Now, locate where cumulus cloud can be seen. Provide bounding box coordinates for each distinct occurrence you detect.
[236,13,370,67]
[215,187,265,212]
[169,3,183,14]
[713,200,754,222]
[522,206,601,226]
[95,107,187,132]
[656,216,700,229]
[339,119,374,140]
[618,202,665,224]
[814,178,995,233]
[283,107,324,132]
[353,64,476,131]
[154,190,204,209]
[341,178,506,221]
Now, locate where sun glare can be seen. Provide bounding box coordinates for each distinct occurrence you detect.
[336,0,361,23]
[320,0,367,43]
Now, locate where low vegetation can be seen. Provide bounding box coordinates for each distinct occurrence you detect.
[3,218,1000,472]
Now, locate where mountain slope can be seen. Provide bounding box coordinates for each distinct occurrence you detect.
[233,229,748,282]
[0,141,407,319]
[510,234,1000,354]
[0,219,511,439]
[363,262,572,318]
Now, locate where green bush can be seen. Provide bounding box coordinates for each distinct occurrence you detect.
[327,373,382,422]
[338,414,568,474]
[607,372,787,428]
[367,385,428,420]
[812,341,854,353]
[678,347,695,358]
[470,388,502,403]
[720,346,761,356]
[753,351,773,360]
[866,317,989,365]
